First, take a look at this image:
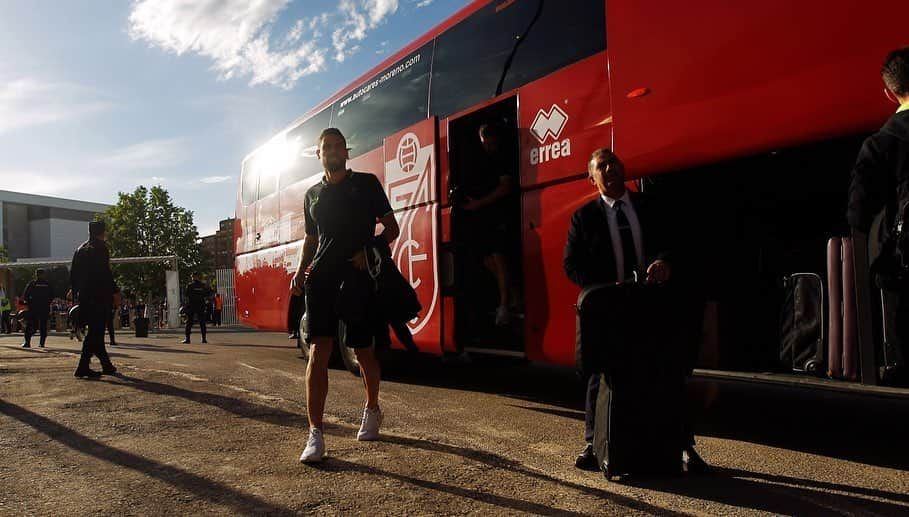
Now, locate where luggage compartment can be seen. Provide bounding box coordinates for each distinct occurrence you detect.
[643,134,865,376]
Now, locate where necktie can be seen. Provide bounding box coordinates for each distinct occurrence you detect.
[614,200,639,280]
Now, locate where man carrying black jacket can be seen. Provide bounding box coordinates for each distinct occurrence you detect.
[70,221,120,378]
[564,148,708,474]
[848,46,909,379]
[182,272,210,344]
[21,269,53,348]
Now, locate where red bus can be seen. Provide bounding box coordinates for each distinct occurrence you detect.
[235,0,906,389]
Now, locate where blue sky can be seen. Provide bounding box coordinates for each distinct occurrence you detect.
[0,0,463,236]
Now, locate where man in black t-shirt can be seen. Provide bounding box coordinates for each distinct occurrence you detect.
[459,123,517,326]
[182,272,211,344]
[291,128,400,463]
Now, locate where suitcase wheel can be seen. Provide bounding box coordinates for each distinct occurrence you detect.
[804,360,824,376]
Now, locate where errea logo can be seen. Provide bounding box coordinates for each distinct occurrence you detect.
[529,104,571,165]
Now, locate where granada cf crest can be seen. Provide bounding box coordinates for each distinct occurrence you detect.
[384,122,439,336]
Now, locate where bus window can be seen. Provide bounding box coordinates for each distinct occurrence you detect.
[331,42,432,157]
[257,160,278,200]
[240,156,258,205]
[430,0,606,118]
[500,0,606,92]
[282,107,332,189]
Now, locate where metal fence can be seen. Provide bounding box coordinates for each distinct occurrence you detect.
[215,268,238,325]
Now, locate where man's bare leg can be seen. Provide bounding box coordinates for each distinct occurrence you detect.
[306,338,334,429]
[491,253,510,309]
[354,347,381,409]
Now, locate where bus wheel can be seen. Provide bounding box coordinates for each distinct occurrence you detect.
[297,315,343,368]
[340,344,362,376]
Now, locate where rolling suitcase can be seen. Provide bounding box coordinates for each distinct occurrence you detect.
[582,283,684,480]
[779,273,825,375]
[828,237,859,381]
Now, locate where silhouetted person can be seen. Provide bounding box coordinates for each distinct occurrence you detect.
[848,46,909,381]
[70,221,120,378]
[0,284,11,334]
[182,272,210,344]
[22,269,53,348]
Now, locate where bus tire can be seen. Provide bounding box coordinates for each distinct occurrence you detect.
[297,315,343,368]
[340,343,362,376]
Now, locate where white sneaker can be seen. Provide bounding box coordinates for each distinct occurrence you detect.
[357,407,383,441]
[299,428,325,463]
[495,306,511,326]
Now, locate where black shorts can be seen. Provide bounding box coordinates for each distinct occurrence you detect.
[468,218,508,256]
[303,270,372,348]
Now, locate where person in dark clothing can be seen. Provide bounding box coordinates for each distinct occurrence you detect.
[1,283,12,334]
[292,128,399,463]
[847,46,909,378]
[564,148,708,474]
[287,288,304,339]
[120,304,130,328]
[70,221,120,378]
[22,269,53,348]
[182,272,211,344]
[457,123,518,326]
[106,307,118,346]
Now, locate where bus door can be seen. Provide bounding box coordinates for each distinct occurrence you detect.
[446,97,524,355]
[382,118,443,353]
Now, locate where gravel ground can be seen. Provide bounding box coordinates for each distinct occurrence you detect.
[0,329,907,516]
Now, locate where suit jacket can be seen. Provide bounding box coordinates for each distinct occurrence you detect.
[564,191,672,288]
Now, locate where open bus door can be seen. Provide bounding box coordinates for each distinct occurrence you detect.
[381,118,444,353]
[446,97,525,356]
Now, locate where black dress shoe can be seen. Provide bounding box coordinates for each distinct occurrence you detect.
[201,338,208,343]
[74,369,102,379]
[102,366,118,375]
[575,444,599,471]
[110,342,117,347]
[683,447,711,475]
[288,333,299,339]
[20,343,30,348]
[181,338,190,344]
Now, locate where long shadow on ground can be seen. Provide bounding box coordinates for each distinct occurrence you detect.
[107,374,307,429]
[0,399,296,515]
[377,352,909,471]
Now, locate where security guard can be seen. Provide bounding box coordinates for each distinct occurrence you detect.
[70,220,120,378]
[182,272,210,344]
[21,269,53,348]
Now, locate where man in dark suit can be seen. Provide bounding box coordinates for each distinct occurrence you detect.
[564,147,708,473]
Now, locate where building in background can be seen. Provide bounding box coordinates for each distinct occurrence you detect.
[200,218,238,325]
[0,190,110,261]
[200,218,236,271]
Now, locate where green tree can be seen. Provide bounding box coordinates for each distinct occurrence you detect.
[99,185,204,301]
[0,245,8,263]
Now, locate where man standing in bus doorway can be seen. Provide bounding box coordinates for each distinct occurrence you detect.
[460,123,518,327]
[182,272,211,344]
[291,128,400,463]
[564,148,709,474]
[21,269,53,348]
[70,221,120,378]
[848,46,909,382]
